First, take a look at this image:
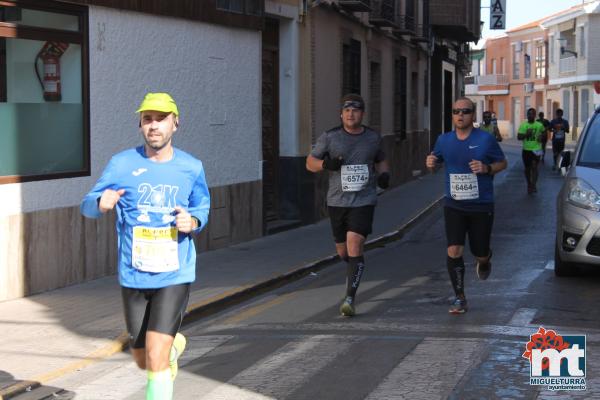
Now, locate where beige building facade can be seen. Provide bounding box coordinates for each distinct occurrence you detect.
[469,1,600,141]
[542,1,600,140]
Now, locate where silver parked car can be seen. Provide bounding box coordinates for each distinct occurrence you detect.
[555,109,600,276]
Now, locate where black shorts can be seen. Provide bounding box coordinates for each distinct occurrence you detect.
[522,150,540,167]
[121,283,190,349]
[553,141,565,155]
[444,206,494,258]
[328,205,375,243]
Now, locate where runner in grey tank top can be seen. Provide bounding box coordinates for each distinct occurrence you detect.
[306,93,390,317]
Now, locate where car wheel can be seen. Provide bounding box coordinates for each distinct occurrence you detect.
[554,243,576,277]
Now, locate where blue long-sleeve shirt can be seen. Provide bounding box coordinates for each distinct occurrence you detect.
[81,146,210,289]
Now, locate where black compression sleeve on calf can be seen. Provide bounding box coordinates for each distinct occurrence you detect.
[447,256,465,298]
[346,256,365,299]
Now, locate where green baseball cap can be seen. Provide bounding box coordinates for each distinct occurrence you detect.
[136,92,179,116]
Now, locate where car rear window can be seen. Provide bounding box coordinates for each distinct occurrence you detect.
[578,114,600,168]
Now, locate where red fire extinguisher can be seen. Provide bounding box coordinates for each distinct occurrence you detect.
[35,42,69,102]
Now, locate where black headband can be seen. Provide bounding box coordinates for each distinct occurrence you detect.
[342,100,364,110]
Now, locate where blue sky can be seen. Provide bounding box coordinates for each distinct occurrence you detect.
[480,0,589,40]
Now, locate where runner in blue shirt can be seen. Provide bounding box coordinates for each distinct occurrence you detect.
[550,108,570,170]
[426,97,507,314]
[81,93,210,400]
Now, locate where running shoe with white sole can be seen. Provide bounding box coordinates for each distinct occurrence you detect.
[170,332,186,380]
[476,251,492,280]
[339,296,356,317]
[448,297,468,314]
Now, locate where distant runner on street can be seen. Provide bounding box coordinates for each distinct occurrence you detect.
[550,108,570,171]
[537,111,551,163]
[518,108,545,194]
[81,92,210,400]
[426,97,507,314]
[479,110,503,142]
[306,93,390,317]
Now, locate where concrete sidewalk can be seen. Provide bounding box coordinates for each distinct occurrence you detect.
[0,171,445,399]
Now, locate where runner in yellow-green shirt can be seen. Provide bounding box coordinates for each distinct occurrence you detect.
[517,107,546,194]
[480,111,503,142]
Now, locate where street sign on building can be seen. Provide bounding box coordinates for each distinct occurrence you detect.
[490,0,506,30]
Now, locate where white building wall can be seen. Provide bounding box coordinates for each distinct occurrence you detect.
[1,6,261,217]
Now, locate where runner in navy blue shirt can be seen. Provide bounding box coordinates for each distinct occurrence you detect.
[550,108,570,170]
[426,97,507,314]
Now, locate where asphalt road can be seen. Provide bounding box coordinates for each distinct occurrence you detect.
[30,143,600,400]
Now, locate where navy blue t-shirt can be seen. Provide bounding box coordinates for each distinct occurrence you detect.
[433,128,506,212]
[550,117,569,144]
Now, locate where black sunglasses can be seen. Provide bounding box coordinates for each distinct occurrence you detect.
[452,108,474,115]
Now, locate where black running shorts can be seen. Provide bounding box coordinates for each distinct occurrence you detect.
[121,283,190,349]
[522,150,540,167]
[552,140,565,156]
[444,206,494,258]
[328,205,375,243]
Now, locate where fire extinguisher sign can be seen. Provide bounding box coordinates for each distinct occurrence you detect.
[35,41,69,102]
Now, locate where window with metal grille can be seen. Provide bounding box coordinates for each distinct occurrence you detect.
[579,26,585,58]
[535,42,545,79]
[369,61,381,131]
[342,39,361,95]
[581,89,589,123]
[523,42,530,78]
[394,56,407,140]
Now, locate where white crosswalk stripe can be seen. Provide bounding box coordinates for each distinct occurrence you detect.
[71,335,233,400]
[65,330,599,399]
[360,276,431,314]
[365,338,486,400]
[196,335,358,400]
[508,308,538,326]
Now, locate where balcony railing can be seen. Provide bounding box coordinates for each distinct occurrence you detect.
[412,24,431,42]
[369,0,396,27]
[465,75,509,95]
[465,84,478,95]
[477,74,508,86]
[393,15,415,35]
[559,56,576,74]
[429,0,480,42]
[338,0,371,12]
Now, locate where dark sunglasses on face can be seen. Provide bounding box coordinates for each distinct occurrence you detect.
[452,108,474,115]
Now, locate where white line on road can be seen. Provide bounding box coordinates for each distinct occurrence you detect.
[71,336,233,400]
[360,276,430,314]
[212,322,600,342]
[512,268,546,291]
[545,260,555,270]
[365,338,486,400]
[197,335,357,400]
[508,308,538,327]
